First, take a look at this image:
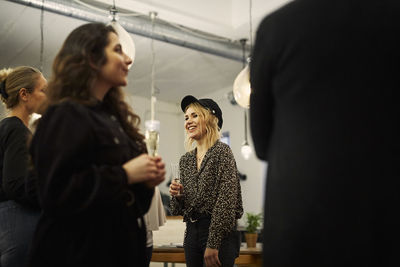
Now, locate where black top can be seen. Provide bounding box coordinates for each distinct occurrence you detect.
[0,116,39,208]
[170,140,243,249]
[28,100,154,267]
[250,0,398,266]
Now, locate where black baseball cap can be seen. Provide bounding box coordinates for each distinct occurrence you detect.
[181,95,223,129]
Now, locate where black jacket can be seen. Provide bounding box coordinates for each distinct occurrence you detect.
[28,100,153,267]
[250,0,399,266]
[0,116,39,208]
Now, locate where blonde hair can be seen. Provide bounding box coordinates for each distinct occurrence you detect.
[0,66,41,109]
[184,102,221,152]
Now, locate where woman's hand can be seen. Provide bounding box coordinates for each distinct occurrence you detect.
[204,248,221,267]
[169,179,183,197]
[144,156,166,188]
[123,154,165,187]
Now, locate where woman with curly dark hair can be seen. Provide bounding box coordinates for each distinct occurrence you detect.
[27,23,165,267]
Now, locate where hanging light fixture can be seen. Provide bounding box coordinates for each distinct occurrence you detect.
[233,0,253,109]
[108,0,135,68]
[241,109,252,160]
[234,41,253,159]
[149,11,158,122]
[144,11,160,157]
[233,38,251,109]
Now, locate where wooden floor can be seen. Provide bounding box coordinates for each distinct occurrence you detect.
[151,246,262,266]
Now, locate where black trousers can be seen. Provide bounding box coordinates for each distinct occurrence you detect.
[184,217,241,267]
[144,246,152,267]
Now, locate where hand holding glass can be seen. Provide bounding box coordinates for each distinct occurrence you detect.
[170,163,183,197]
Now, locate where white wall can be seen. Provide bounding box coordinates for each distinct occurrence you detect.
[126,94,186,196]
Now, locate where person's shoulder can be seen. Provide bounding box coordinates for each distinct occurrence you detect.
[0,117,28,147]
[180,150,194,161]
[215,140,230,150]
[36,100,94,134]
[0,117,25,129]
[48,100,88,114]
[0,117,27,137]
[42,100,91,122]
[214,140,233,156]
[258,0,319,29]
[259,0,298,23]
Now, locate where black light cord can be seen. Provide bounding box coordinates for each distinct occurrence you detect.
[249,0,253,50]
[244,109,248,143]
[40,0,45,72]
[240,38,247,69]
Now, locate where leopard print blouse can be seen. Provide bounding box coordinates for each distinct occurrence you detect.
[170,140,243,249]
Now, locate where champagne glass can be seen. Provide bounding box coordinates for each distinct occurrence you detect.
[170,163,182,197]
[145,120,160,156]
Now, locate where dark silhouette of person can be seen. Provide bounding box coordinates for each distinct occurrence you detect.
[250,0,399,266]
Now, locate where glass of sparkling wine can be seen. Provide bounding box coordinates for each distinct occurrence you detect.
[145,120,160,157]
[171,163,182,197]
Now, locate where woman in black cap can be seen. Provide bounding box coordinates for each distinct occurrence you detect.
[170,95,243,267]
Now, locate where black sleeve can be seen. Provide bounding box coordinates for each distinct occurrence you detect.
[128,183,154,217]
[249,17,277,161]
[169,156,185,216]
[2,123,39,208]
[30,103,131,216]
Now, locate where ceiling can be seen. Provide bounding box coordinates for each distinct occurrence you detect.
[0,0,291,104]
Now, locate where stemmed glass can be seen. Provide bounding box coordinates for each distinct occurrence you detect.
[170,163,182,197]
[145,120,160,156]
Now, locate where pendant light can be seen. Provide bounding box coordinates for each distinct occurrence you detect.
[233,0,253,109]
[144,11,160,157]
[108,0,135,68]
[233,38,251,109]
[149,11,158,122]
[241,109,252,160]
[234,41,252,159]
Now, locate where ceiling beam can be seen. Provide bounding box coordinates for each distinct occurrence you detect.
[7,0,250,62]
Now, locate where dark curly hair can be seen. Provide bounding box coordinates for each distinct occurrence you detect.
[45,22,145,151]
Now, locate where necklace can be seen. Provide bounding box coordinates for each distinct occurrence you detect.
[197,151,206,162]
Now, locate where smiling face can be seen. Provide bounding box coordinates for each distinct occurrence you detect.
[184,106,206,140]
[98,32,132,89]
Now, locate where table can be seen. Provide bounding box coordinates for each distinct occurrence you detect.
[151,245,262,266]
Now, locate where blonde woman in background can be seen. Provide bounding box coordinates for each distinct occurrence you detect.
[170,95,243,267]
[0,66,47,267]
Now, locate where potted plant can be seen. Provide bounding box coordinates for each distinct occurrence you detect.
[244,212,262,248]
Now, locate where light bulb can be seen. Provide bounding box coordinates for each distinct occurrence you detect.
[109,21,135,69]
[241,142,252,160]
[233,65,251,109]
